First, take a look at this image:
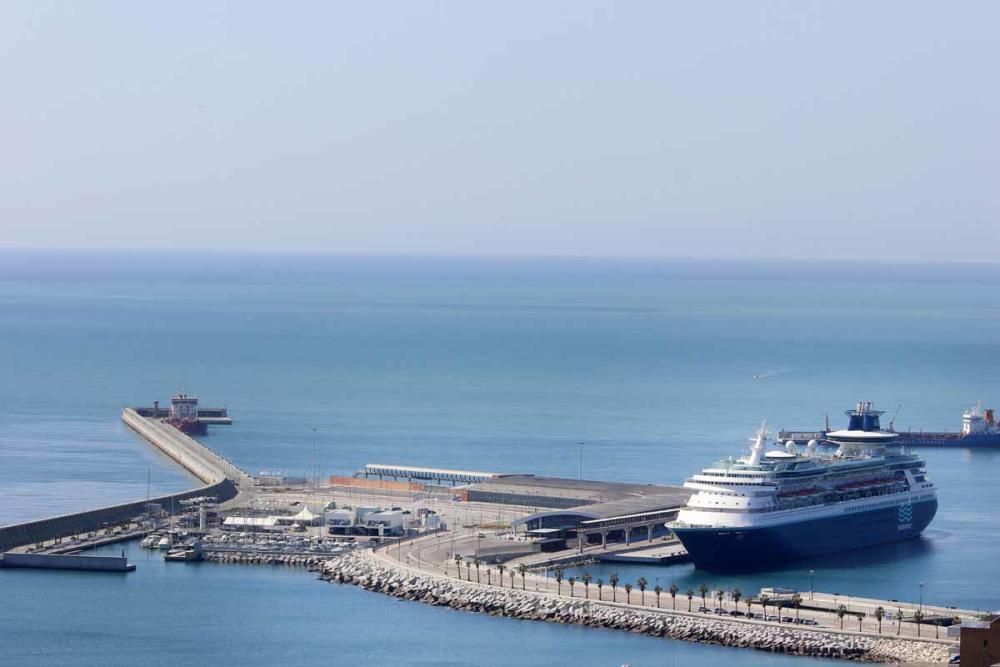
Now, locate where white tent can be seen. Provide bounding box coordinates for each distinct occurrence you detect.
[291,506,322,526]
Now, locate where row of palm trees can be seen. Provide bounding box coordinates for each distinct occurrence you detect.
[448,558,932,638]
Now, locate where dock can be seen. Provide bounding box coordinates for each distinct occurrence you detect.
[0,552,135,572]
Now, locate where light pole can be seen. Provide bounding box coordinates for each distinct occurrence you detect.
[919,581,924,614]
[809,570,815,600]
[311,428,318,491]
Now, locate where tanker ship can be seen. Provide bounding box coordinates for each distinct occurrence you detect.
[779,402,1000,448]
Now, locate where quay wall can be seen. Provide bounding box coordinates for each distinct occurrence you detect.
[0,479,237,553]
[0,553,133,572]
[320,551,951,664]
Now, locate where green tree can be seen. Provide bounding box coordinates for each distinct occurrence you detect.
[610,574,620,601]
[474,558,481,583]
[486,569,492,585]
[554,568,564,595]
[732,588,742,610]
[857,613,865,632]
[597,578,604,601]
[654,584,663,609]
[568,576,577,597]
[716,588,725,610]
[637,577,648,605]
[497,563,506,588]
[624,583,633,604]
[760,594,770,620]
[686,589,694,612]
[582,573,592,599]
[517,563,529,590]
[454,554,463,580]
[913,610,924,637]
[897,608,903,635]
[837,604,847,630]
[698,583,709,609]
[669,582,679,610]
[874,606,884,634]
[791,592,802,622]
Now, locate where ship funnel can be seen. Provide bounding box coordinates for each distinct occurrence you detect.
[748,420,768,466]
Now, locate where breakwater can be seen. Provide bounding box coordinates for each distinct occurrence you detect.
[0,552,135,572]
[122,408,252,486]
[320,551,950,664]
[0,479,237,553]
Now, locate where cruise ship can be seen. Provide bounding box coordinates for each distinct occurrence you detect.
[670,402,938,571]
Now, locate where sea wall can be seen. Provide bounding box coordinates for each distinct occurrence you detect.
[320,551,950,664]
[0,479,237,553]
[0,553,133,572]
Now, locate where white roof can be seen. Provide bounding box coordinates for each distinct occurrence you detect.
[223,516,277,527]
[293,506,320,521]
[764,450,796,459]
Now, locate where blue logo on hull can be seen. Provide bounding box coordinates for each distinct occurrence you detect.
[898,501,913,530]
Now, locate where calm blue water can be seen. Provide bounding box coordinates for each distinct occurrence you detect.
[2,251,999,665]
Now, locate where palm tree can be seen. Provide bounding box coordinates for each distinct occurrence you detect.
[698,583,709,609]
[582,573,592,599]
[497,563,506,587]
[669,583,679,610]
[745,596,753,617]
[509,569,517,588]
[857,613,865,632]
[474,558,481,583]
[760,594,770,619]
[454,554,463,580]
[686,589,694,612]
[775,600,785,621]
[637,577,648,605]
[837,604,847,630]
[554,568,564,595]
[517,563,528,590]
[897,608,903,635]
[732,588,742,611]
[914,610,923,637]
[597,579,605,601]
[624,583,633,604]
[569,577,577,597]
[486,569,492,585]
[466,561,472,581]
[791,592,802,622]
[716,588,725,611]
[654,584,663,608]
[875,606,884,634]
[610,574,620,601]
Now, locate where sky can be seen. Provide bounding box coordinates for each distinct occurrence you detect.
[1,1,997,261]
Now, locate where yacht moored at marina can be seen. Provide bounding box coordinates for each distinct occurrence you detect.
[670,402,938,571]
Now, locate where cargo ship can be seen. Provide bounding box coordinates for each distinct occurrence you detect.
[670,403,937,571]
[779,402,1000,448]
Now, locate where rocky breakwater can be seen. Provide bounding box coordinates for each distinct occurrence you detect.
[321,551,950,664]
[204,551,326,567]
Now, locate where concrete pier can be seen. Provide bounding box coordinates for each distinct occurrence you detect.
[121,408,252,487]
[0,552,135,572]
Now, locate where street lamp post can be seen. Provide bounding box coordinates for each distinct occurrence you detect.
[809,570,815,600]
[919,581,924,613]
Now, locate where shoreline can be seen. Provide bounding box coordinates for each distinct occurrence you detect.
[319,549,950,664]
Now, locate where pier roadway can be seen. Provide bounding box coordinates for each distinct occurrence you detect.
[386,529,965,643]
[373,532,954,645]
[122,408,253,488]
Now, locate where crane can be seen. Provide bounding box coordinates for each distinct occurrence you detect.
[888,404,903,432]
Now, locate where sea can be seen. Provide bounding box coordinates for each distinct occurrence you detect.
[2,250,999,666]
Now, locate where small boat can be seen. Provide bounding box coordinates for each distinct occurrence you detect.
[157,536,172,550]
[140,535,158,549]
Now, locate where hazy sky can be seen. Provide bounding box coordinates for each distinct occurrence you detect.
[2,2,997,260]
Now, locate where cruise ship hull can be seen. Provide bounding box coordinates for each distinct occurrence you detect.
[672,498,938,571]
